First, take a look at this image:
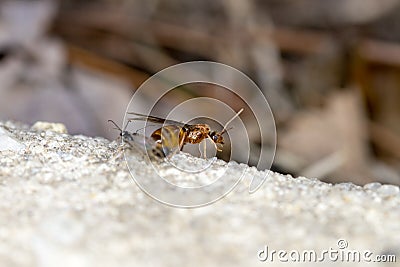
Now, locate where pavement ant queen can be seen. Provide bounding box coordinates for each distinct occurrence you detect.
[127,108,243,158]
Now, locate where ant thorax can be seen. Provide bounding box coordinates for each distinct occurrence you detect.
[185,125,210,144]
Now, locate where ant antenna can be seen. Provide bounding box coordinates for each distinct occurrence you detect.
[108,120,130,132]
[220,108,243,134]
[108,120,122,132]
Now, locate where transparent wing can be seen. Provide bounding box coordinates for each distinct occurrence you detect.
[124,132,165,158]
[159,125,182,157]
[127,112,186,127]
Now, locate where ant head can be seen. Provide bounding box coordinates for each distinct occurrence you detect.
[209,131,224,145]
[108,120,132,141]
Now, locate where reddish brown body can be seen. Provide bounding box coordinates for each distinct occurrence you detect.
[150,124,219,150]
[127,109,243,157]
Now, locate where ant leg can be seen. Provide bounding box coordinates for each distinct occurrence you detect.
[203,140,207,159]
[207,136,220,154]
[179,133,186,151]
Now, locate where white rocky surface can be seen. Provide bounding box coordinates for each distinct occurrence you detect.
[0,125,25,152]
[0,121,399,267]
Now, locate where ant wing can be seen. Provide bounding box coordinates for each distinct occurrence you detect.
[159,125,182,157]
[127,112,186,127]
[124,133,165,159]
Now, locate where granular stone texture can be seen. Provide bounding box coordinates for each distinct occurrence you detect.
[0,121,399,267]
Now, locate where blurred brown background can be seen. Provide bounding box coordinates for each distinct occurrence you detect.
[1,0,400,185]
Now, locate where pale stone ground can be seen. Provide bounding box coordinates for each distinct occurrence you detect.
[0,121,399,267]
